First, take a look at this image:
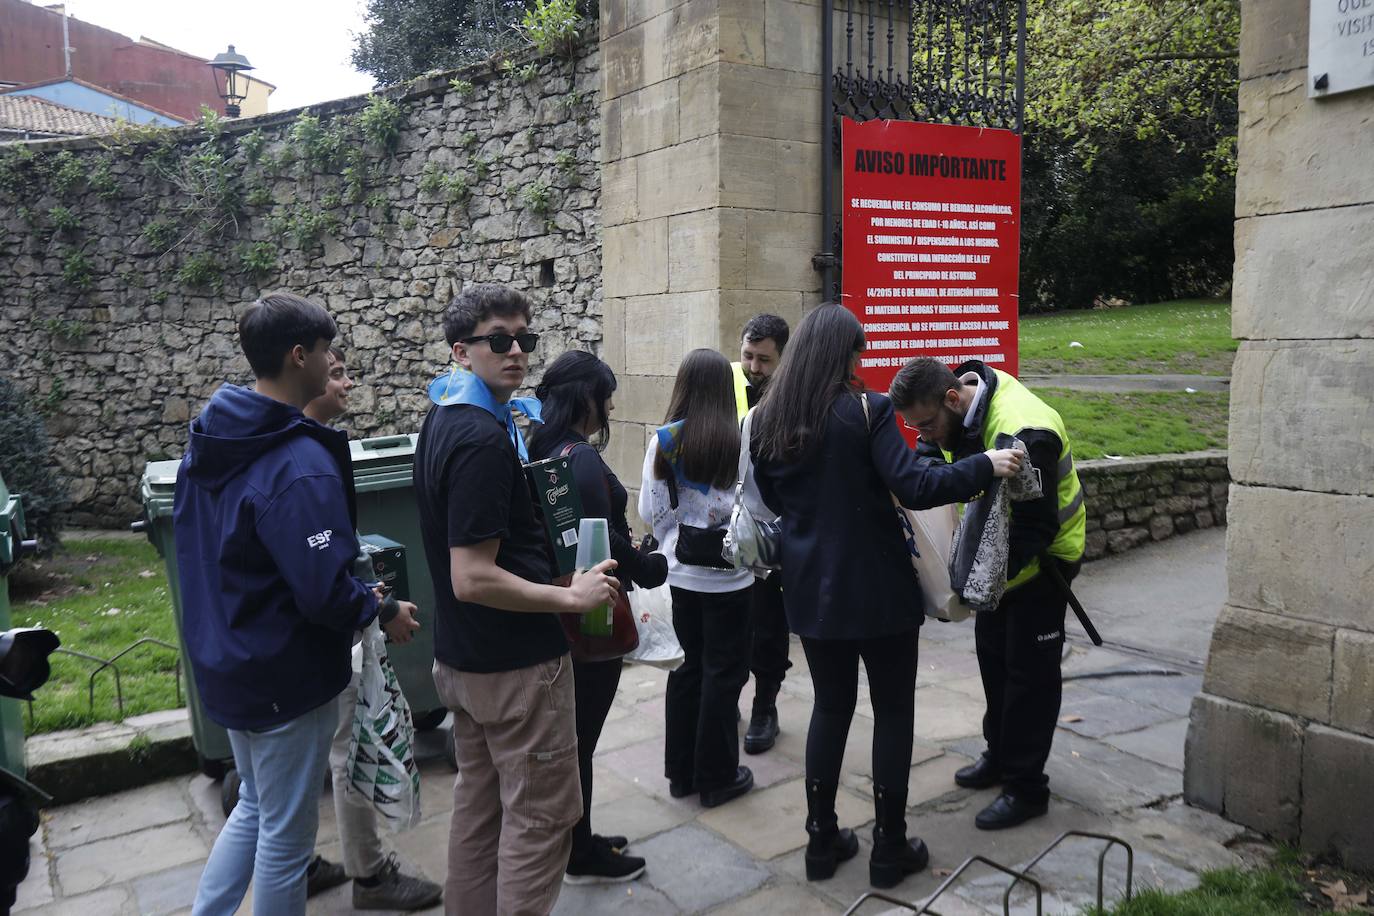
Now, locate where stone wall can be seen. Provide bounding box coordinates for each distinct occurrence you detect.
[1183,0,1374,868]
[1077,452,1229,561]
[0,43,601,527]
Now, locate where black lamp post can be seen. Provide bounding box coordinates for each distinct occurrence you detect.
[208,45,254,118]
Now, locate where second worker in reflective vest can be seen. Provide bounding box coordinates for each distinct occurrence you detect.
[890,357,1086,831]
[731,314,791,755]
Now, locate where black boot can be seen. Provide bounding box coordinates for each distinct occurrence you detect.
[804,778,859,881]
[744,681,780,755]
[869,784,930,889]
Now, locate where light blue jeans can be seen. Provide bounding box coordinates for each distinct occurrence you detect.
[193,698,337,916]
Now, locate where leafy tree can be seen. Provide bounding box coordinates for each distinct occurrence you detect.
[1025,0,1239,178]
[351,0,597,85]
[1014,0,1238,309]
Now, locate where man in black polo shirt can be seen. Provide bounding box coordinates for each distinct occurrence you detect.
[414,284,618,915]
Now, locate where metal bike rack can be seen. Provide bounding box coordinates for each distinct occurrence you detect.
[843,830,1133,916]
[28,638,182,726]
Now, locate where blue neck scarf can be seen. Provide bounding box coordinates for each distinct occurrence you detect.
[655,421,712,495]
[428,367,542,462]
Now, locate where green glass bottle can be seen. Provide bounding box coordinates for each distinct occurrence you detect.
[575,518,613,636]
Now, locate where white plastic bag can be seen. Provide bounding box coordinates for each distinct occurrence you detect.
[902,502,974,622]
[624,583,684,670]
[347,621,422,831]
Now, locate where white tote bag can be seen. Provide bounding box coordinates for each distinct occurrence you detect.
[861,394,974,623]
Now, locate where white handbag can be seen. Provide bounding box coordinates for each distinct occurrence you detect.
[723,407,782,573]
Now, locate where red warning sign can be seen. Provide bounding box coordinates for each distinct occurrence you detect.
[841,117,1023,397]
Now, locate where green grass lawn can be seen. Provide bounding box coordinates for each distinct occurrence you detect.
[1086,866,1303,915]
[10,538,181,735]
[1031,388,1229,459]
[1020,299,1236,376]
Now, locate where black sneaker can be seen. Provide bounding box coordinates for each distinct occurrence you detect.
[352,854,443,911]
[306,855,347,897]
[564,842,647,885]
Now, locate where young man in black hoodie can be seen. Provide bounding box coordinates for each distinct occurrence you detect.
[176,294,418,915]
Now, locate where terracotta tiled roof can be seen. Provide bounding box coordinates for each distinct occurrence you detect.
[0,93,125,136]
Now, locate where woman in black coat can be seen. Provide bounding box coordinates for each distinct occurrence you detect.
[528,351,669,885]
[751,304,1023,889]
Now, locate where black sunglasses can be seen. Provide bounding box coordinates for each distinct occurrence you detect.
[459,332,539,354]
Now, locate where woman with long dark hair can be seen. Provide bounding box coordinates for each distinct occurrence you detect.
[638,349,756,809]
[751,304,1023,888]
[528,351,668,885]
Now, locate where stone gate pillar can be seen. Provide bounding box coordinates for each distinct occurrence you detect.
[597,0,830,494]
[1183,0,1374,867]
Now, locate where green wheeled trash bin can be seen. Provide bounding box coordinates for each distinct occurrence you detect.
[0,472,40,779]
[135,460,235,780]
[348,434,444,728]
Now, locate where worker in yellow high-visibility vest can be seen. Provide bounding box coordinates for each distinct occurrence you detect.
[890,357,1086,832]
[730,314,790,754]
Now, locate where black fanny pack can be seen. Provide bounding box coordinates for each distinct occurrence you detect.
[665,475,733,570]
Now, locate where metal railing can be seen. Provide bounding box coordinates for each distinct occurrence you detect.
[818,0,1027,296]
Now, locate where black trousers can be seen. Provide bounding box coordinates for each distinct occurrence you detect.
[800,631,920,794]
[748,572,792,692]
[664,585,752,792]
[570,657,624,858]
[974,559,1079,804]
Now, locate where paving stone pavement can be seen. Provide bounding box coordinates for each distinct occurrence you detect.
[14,535,1254,915]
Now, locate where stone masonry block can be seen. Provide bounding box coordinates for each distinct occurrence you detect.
[719,63,823,143]
[601,297,626,376]
[1301,724,1374,870]
[765,0,825,74]
[1233,206,1374,341]
[720,134,820,214]
[719,0,766,66]
[603,219,669,298]
[1202,605,1333,721]
[602,0,685,40]
[600,157,638,228]
[677,65,719,142]
[618,79,681,158]
[613,374,675,425]
[1332,629,1374,738]
[1240,0,1308,79]
[636,136,720,219]
[1183,693,1302,842]
[1229,340,1374,496]
[622,290,719,376]
[668,209,721,293]
[1236,71,1374,218]
[743,209,822,291]
[1226,485,1374,631]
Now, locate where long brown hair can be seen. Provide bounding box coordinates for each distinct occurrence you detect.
[653,349,740,490]
[753,303,865,463]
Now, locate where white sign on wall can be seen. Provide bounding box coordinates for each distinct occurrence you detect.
[1309,0,1374,97]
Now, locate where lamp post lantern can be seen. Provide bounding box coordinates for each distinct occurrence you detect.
[208,45,254,118]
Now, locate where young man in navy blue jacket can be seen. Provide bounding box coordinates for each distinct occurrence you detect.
[176,294,418,915]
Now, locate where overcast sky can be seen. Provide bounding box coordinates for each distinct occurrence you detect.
[59,0,379,111]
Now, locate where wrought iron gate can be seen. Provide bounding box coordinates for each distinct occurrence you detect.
[818,0,1027,297]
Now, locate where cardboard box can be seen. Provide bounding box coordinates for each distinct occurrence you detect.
[524,456,584,578]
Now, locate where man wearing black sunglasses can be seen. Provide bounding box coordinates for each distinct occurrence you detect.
[413,284,619,915]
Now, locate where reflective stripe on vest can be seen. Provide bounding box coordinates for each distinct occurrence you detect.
[949,370,1087,591]
[730,362,750,421]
